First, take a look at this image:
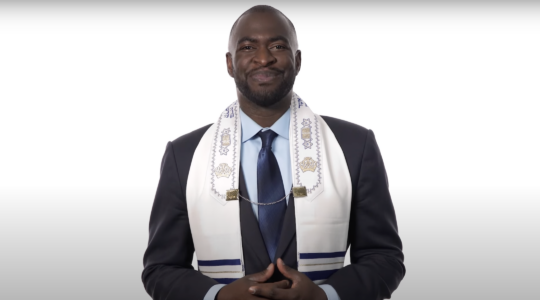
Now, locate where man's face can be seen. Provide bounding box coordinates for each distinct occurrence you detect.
[227,12,301,107]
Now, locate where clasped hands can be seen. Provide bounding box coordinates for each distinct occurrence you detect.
[216,258,327,300]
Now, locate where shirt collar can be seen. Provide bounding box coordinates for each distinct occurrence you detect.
[240,107,290,143]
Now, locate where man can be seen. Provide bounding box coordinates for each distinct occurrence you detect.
[142,5,405,300]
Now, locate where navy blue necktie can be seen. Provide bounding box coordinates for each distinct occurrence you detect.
[257,130,287,262]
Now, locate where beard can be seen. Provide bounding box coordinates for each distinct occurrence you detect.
[233,67,296,107]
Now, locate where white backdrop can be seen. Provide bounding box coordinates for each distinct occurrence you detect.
[1,1,539,299]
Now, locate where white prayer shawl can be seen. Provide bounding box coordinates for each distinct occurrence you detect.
[186,93,352,284]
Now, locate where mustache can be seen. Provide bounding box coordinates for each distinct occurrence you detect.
[248,67,283,77]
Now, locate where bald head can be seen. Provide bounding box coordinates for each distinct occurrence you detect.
[228,5,298,53]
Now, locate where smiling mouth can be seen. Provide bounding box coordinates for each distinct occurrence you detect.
[250,70,281,83]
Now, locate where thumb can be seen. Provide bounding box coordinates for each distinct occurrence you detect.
[248,263,274,282]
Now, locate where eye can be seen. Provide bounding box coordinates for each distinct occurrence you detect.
[274,45,286,50]
[241,45,254,50]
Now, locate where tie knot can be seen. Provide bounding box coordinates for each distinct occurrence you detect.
[257,130,278,149]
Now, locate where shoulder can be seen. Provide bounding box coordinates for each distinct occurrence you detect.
[169,123,213,158]
[171,123,213,148]
[320,115,372,184]
[320,115,370,134]
[320,115,371,150]
[159,124,213,189]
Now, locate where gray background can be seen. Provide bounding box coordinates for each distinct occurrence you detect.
[1,1,539,299]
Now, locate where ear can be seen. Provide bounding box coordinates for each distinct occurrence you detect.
[226,52,234,78]
[295,50,302,75]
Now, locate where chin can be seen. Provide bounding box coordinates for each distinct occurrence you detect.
[236,75,295,108]
[246,94,283,108]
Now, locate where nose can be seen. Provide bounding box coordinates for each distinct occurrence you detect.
[253,47,276,67]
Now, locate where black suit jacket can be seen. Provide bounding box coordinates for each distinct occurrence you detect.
[142,116,405,300]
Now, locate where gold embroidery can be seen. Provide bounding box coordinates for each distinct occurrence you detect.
[221,132,231,147]
[301,127,310,140]
[299,157,317,172]
[219,128,231,155]
[215,163,232,178]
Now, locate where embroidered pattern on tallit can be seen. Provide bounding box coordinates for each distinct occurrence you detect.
[291,94,323,200]
[210,101,240,200]
[208,93,324,202]
[186,92,352,284]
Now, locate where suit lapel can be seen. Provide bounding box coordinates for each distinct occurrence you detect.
[274,194,296,262]
[239,166,272,270]
[239,165,297,273]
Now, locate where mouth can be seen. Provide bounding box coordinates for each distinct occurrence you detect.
[249,69,282,83]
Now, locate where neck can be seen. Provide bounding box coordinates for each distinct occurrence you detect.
[237,90,292,128]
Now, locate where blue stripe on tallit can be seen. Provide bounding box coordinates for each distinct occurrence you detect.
[214,278,238,284]
[197,259,242,266]
[303,269,340,281]
[299,251,347,259]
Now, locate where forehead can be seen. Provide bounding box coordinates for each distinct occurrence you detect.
[230,12,295,44]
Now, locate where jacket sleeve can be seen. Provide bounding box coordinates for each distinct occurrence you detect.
[142,142,218,299]
[325,130,406,300]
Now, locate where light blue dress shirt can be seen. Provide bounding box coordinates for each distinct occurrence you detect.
[203,108,340,300]
[240,107,292,217]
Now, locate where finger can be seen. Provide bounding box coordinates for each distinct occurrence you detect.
[273,279,290,289]
[266,279,290,289]
[250,280,290,290]
[276,258,297,282]
[249,282,291,299]
[248,263,274,282]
